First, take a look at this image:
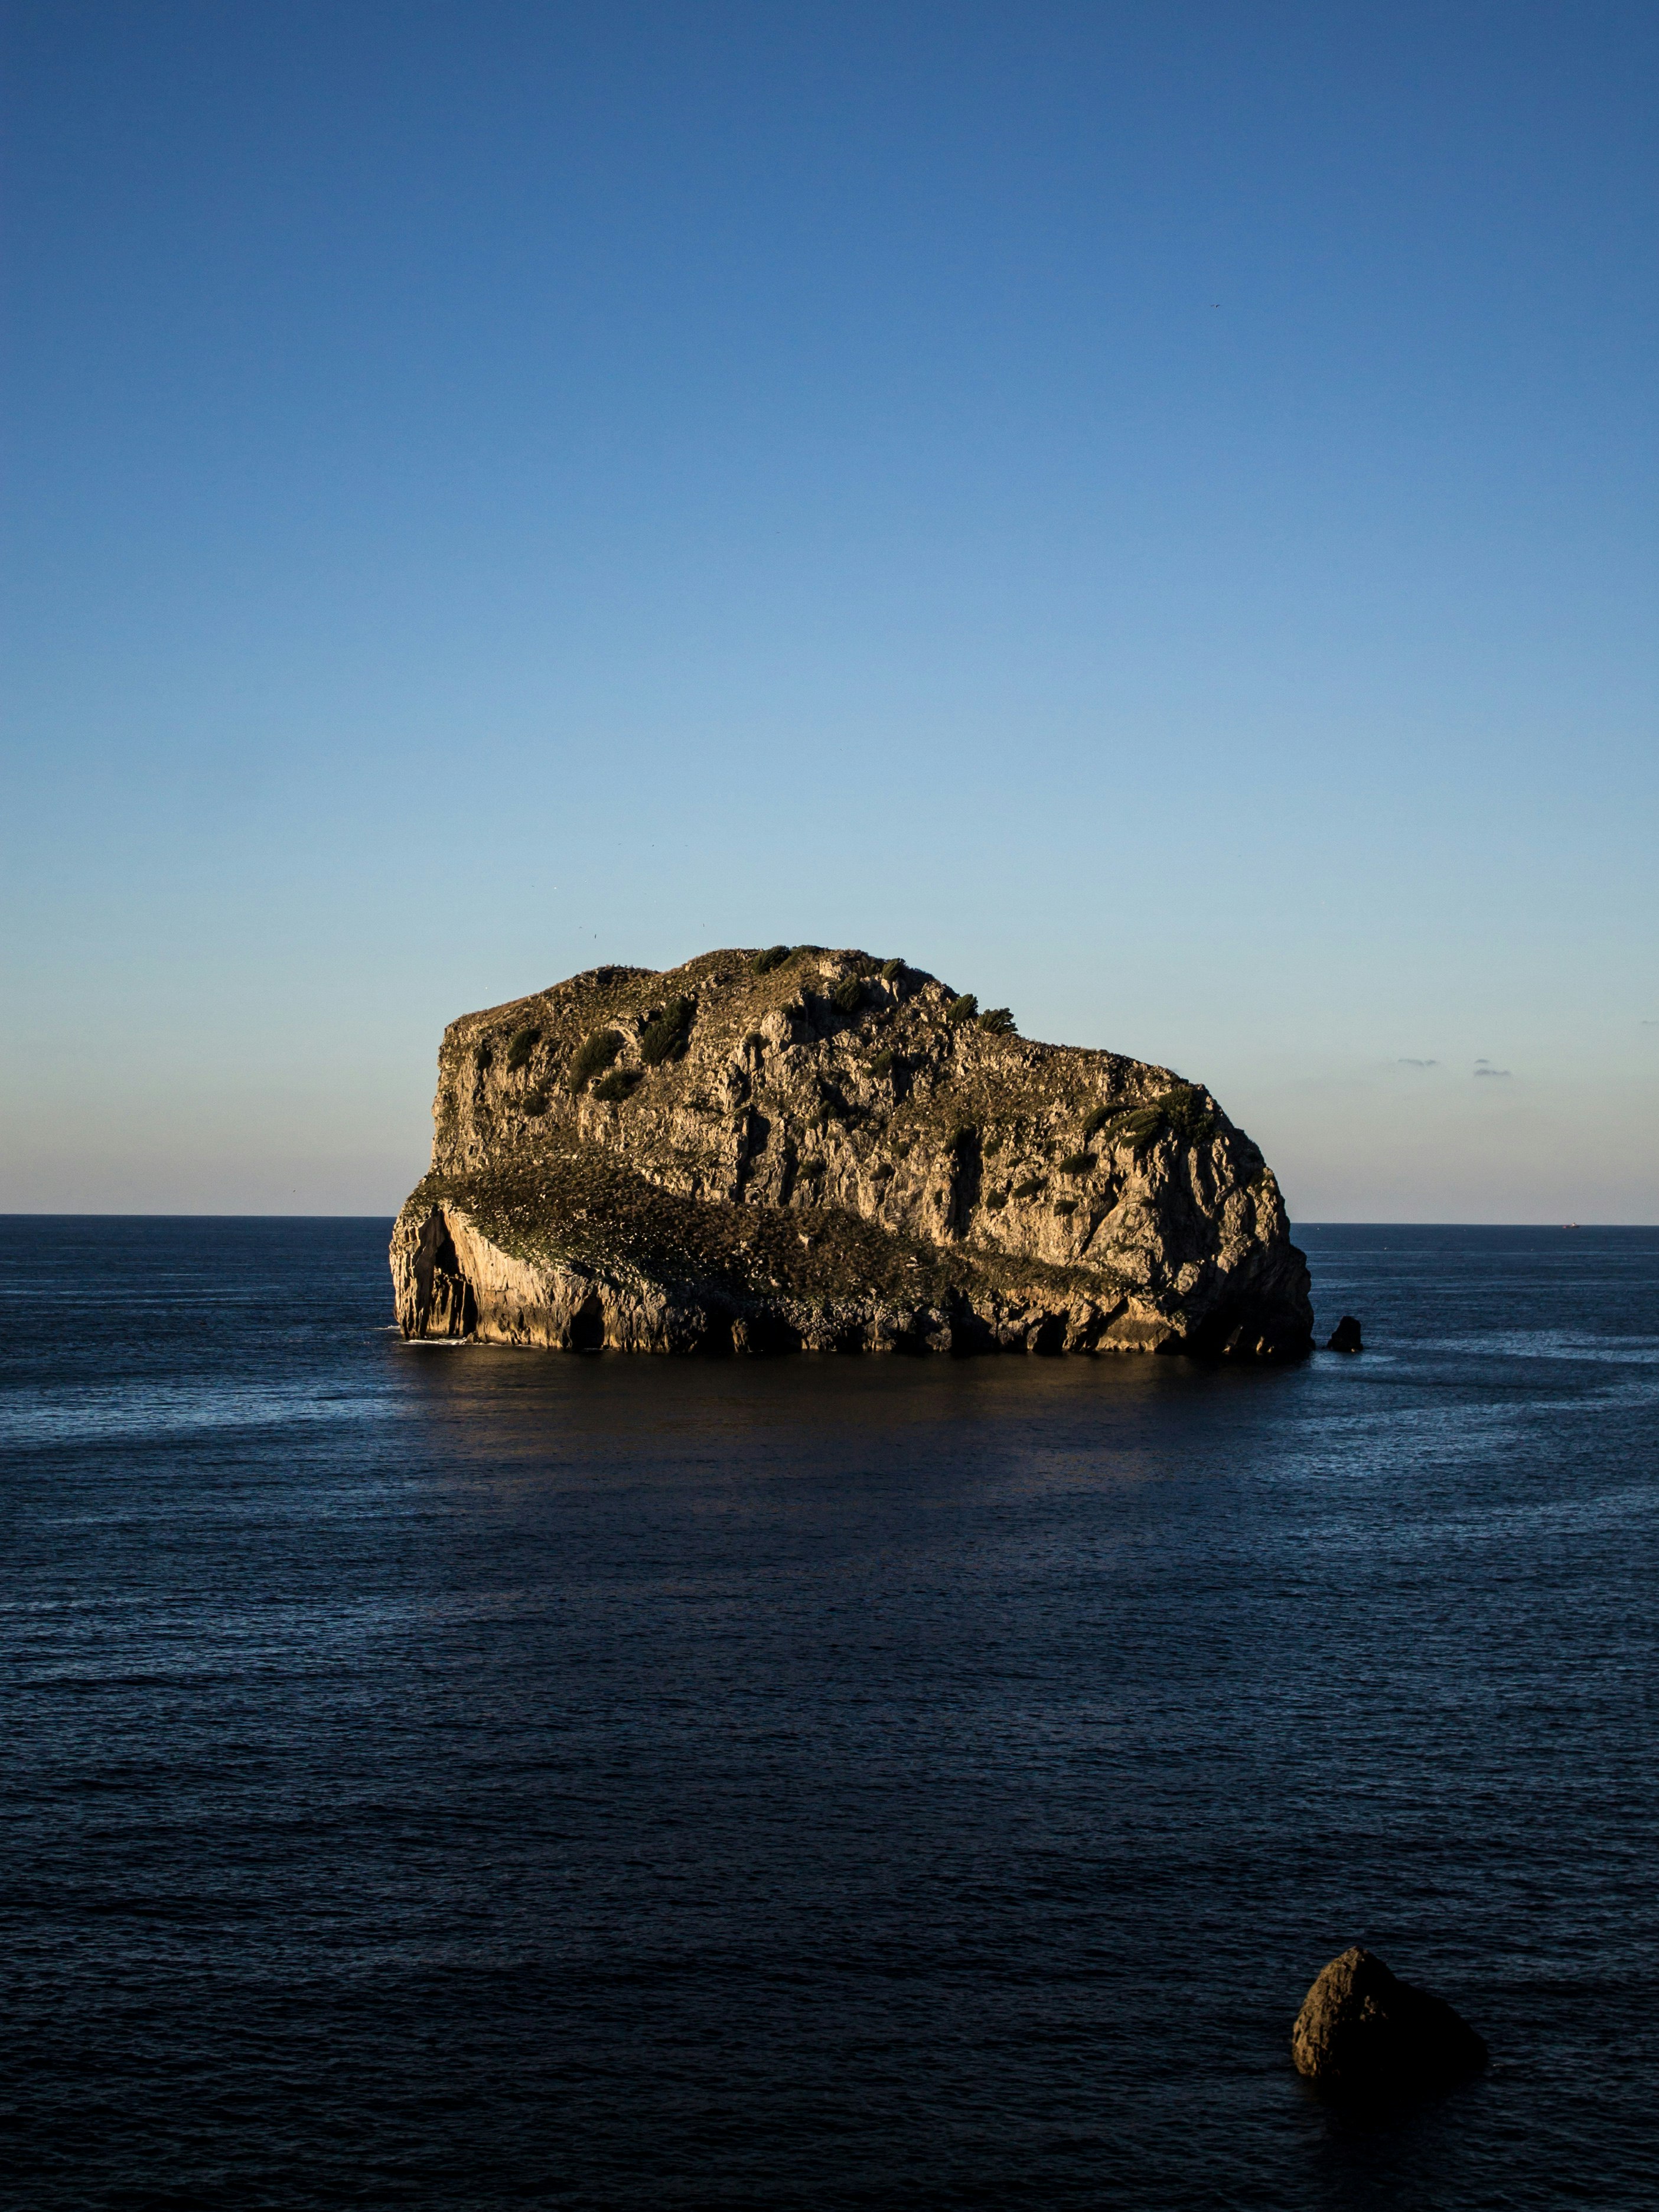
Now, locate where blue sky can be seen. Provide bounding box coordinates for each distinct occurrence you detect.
[3,1,1654,1218]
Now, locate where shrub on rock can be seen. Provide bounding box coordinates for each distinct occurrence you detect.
[1117,1083,1220,1155]
[568,1028,622,1094]
[640,997,695,1066]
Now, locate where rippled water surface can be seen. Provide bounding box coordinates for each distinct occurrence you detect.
[3,1218,1656,2209]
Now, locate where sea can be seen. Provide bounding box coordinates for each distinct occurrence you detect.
[2,1217,1656,2210]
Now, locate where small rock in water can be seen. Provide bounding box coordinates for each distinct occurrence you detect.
[1326,1315,1363,1353]
[1291,1947,1487,2097]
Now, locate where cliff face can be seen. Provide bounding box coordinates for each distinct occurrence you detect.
[390,946,1313,1359]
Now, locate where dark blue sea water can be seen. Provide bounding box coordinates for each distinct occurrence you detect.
[2,1219,1656,2210]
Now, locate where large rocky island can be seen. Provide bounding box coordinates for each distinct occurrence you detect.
[391,947,1313,1359]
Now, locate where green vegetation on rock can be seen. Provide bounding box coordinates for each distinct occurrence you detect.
[640,996,695,1066]
[568,1028,623,1094]
[1117,1084,1220,1155]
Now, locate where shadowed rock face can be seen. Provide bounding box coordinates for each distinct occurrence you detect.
[1292,1948,1488,2097]
[390,946,1314,1358]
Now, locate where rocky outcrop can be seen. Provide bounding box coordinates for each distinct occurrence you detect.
[1292,1948,1487,2096]
[1326,1315,1363,1353]
[390,946,1313,1359]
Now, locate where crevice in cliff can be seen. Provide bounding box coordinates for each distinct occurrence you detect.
[568,1292,605,1351]
[412,1208,477,1339]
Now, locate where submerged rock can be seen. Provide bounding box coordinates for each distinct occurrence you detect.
[390,946,1314,1359]
[1326,1315,1363,1353]
[1292,1947,1487,2096]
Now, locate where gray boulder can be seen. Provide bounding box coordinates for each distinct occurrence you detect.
[1292,1947,1487,2096]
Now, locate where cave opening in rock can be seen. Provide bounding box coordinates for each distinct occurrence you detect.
[568,1297,605,1352]
[419,1213,477,1338]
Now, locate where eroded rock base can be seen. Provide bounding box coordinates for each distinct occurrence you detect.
[393,1198,1309,1359]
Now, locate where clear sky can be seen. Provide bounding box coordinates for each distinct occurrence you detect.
[2,1,1654,1220]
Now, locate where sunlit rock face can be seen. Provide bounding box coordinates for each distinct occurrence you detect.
[1292,1948,1488,2097]
[390,946,1313,1359]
